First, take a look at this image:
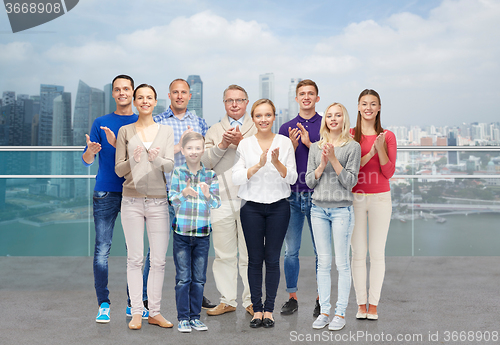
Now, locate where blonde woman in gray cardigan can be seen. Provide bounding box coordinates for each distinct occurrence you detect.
[115,84,174,330]
[305,102,361,331]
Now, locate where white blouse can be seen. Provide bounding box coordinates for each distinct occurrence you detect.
[232,134,298,204]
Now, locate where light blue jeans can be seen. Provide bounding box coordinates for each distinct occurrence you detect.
[283,192,317,293]
[311,204,354,317]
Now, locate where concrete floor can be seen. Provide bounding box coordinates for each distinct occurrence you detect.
[0,256,498,345]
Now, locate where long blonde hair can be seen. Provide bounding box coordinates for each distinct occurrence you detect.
[317,102,352,148]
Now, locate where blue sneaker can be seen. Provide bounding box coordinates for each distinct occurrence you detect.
[126,306,149,319]
[96,303,110,323]
[178,320,192,333]
[189,319,208,331]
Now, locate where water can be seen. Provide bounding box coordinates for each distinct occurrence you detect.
[1,212,498,256]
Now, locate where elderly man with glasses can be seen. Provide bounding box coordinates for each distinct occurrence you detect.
[201,84,257,316]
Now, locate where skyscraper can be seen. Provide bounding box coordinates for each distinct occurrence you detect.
[52,92,74,198]
[259,73,275,103]
[103,83,115,115]
[39,84,64,146]
[153,99,167,116]
[187,75,203,118]
[73,80,105,146]
[288,78,302,122]
[52,93,72,146]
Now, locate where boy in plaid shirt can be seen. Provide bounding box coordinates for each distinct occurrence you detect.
[169,132,221,333]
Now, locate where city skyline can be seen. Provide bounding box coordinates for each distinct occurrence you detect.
[0,0,498,128]
[2,81,500,146]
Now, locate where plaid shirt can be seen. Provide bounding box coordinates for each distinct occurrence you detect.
[169,163,221,236]
[153,107,208,189]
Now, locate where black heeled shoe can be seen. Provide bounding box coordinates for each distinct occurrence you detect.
[250,317,263,328]
[262,317,275,328]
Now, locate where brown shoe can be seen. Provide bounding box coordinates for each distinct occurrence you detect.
[206,303,236,316]
[148,314,173,328]
[245,304,254,316]
[128,314,142,330]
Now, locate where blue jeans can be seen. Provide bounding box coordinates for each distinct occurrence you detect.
[240,199,290,313]
[92,190,148,306]
[311,204,354,317]
[173,232,210,321]
[283,191,317,293]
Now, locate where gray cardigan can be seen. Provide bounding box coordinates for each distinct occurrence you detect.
[305,140,361,208]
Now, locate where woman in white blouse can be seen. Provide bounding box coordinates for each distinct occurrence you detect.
[232,99,297,329]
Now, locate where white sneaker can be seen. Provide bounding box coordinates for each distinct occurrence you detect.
[312,314,329,329]
[328,315,346,331]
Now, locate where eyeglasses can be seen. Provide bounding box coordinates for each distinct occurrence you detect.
[223,98,247,104]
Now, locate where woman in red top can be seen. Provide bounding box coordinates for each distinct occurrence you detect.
[350,89,396,320]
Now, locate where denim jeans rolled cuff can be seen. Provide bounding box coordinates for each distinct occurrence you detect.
[283,191,316,293]
[240,199,290,313]
[173,232,210,321]
[93,190,122,306]
[311,204,354,317]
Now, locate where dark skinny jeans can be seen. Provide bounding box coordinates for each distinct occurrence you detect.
[240,198,290,313]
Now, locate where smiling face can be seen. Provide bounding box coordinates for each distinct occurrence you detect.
[168,80,192,114]
[224,89,249,121]
[252,103,275,133]
[325,104,344,133]
[133,87,157,116]
[295,85,320,112]
[181,139,205,165]
[358,94,381,123]
[112,78,134,108]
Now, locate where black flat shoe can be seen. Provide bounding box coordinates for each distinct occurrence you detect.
[262,318,275,328]
[250,317,263,328]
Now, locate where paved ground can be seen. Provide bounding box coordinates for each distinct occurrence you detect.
[0,256,498,345]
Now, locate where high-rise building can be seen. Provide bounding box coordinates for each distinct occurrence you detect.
[153,99,167,116]
[273,108,287,133]
[52,92,74,198]
[448,132,459,165]
[73,80,105,146]
[259,73,275,103]
[30,96,40,146]
[104,83,115,115]
[39,84,64,146]
[52,93,72,146]
[288,78,302,122]
[2,91,15,106]
[187,75,203,118]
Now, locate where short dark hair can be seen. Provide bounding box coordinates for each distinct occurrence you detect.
[169,79,190,91]
[112,75,134,89]
[133,84,157,100]
[296,79,318,96]
[181,132,204,148]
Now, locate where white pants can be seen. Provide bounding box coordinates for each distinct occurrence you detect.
[351,191,392,306]
[211,199,251,308]
[121,196,169,316]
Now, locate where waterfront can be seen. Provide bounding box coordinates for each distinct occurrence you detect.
[1,213,498,257]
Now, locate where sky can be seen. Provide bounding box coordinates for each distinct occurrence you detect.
[0,0,499,127]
